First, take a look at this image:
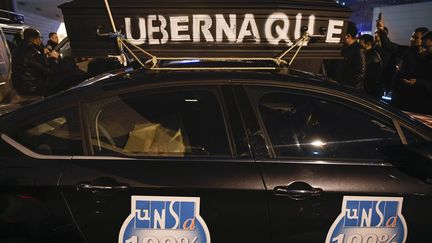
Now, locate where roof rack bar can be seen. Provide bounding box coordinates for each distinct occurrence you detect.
[155,57,276,61]
[149,67,278,71]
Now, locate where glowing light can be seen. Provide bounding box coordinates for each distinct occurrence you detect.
[185,99,198,102]
[169,59,201,65]
[57,22,68,41]
[311,140,326,147]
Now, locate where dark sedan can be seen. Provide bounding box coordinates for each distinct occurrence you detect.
[0,68,431,243]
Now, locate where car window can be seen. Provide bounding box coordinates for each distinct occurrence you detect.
[85,88,232,157]
[57,40,72,59]
[3,32,21,54]
[11,106,83,155]
[255,91,401,160]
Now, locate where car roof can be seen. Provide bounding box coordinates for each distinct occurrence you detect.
[79,67,328,90]
[86,67,374,102]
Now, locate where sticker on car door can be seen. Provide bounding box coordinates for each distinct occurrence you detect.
[326,196,407,243]
[119,196,211,243]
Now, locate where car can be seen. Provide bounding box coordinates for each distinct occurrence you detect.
[0,9,49,115]
[0,64,432,243]
[0,9,26,102]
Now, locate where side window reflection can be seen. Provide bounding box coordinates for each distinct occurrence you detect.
[12,107,83,155]
[258,92,401,160]
[85,89,231,157]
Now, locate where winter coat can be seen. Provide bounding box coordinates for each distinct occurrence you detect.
[12,42,52,96]
[364,48,383,98]
[336,41,366,90]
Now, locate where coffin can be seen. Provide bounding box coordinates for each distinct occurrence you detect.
[60,0,351,59]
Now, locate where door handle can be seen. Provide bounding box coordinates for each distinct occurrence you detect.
[76,183,128,192]
[274,181,322,200]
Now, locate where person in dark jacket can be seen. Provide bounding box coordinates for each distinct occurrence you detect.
[374,24,399,91]
[335,22,366,90]
[360,34,383,98]
[402,31,432,114]
[392,27,428,112]
[46,32,59,51]
[375,18,429,106]
[399,27,429,80]
[12,28,59,96]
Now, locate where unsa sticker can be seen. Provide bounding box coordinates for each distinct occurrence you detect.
[119,196,211,243]
[326,196,407,243]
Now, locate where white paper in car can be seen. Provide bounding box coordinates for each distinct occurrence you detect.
[124,123,185,155]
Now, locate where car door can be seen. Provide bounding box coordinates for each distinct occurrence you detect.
[238,84,432,243]
[0,103,85,242]
[59,84,270,243]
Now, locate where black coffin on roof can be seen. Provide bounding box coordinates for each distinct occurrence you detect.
[60,0,351,58]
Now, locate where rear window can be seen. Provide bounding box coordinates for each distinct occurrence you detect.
[85,88,232,157]
[10,106,83,155]
[256,91,402,160]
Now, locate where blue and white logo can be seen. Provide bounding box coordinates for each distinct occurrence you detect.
[326,196,407,243]
[119,196,210,243]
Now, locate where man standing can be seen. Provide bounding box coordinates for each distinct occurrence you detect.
[359,34,383,98]
[400,27,429,81]
[377,20,430,111]
[375,21,399,91]
[336,22,366,90]
[46,32,59,51]
[393,27,429,112]
[12,28,59,97]
[403,31,432,114]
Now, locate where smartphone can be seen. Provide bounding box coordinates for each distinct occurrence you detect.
[378,12,382,21]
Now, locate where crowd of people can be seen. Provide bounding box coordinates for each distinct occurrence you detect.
[334,20,432,115]
[10,27,125,101]
[12,29,59,96]
[11,28,86,98]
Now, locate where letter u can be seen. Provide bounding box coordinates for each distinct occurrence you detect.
[125,17,147,45]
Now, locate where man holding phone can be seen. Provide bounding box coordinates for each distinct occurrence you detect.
[402,31,432,114]
[12,28,60,97]
[375,13,429,113]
